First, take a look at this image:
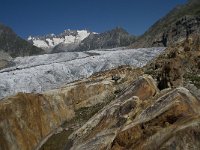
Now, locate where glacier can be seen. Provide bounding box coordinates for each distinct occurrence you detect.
[0,47,165,99]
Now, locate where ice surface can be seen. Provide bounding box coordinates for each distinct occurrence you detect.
[0,47,165,99]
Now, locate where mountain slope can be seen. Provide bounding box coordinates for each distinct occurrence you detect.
[0,23,44,57]
[131,0,200,48]
[1,72,200,150]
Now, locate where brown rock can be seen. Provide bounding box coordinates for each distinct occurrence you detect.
[69,75,159,150]
[145,36,200,91]
[0,66,143,150]
[67,85,200,150]
[111,87,200,150]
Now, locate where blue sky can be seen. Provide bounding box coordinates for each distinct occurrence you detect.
[0,0,187,38]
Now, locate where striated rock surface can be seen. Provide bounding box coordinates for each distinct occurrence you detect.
[69,75,159,150]
[0,93,74,150]
[68,86,200,150]
[0,66,143,150]
[0,65,199,150]
[111,87,200,150]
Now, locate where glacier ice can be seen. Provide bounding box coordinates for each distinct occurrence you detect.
[0,47,165,99]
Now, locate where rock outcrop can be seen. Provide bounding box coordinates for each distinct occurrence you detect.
[0,66,143,150]
[111,87,200,150]
[0,93,74,150]
[67,84,200,150]
[69,75,159,150]
[0,65,199,150]
[145,35,200,94]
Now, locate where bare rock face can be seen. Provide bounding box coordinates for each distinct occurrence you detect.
[68,75,159,150]
[111,87,200,150]
[145,36,200,91]
[0,66,143,150]
[69,87,200,150]
[0,66,199,150]
[0,93,74,150]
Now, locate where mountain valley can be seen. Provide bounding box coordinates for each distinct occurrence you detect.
[0,0,200,150]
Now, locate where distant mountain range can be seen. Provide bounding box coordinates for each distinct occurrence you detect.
[28,0,200,50]
[28,27,136,53]
[72,27,136,52]
[28,29,93,53]
[0,0,200,59]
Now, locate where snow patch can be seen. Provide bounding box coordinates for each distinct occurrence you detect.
[32,40,49,48]
[28,29,92,49]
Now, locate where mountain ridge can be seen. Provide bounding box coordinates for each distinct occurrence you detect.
[0,23,44,57]
[28,29,92,53]
[131,0,200,48]
[28,27,136,53]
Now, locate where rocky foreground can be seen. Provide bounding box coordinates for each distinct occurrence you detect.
[0,63,200,150]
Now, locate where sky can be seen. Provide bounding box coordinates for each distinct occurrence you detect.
[0,0,187,39]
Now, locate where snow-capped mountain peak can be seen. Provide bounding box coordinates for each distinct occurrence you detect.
[27,29,93,52]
